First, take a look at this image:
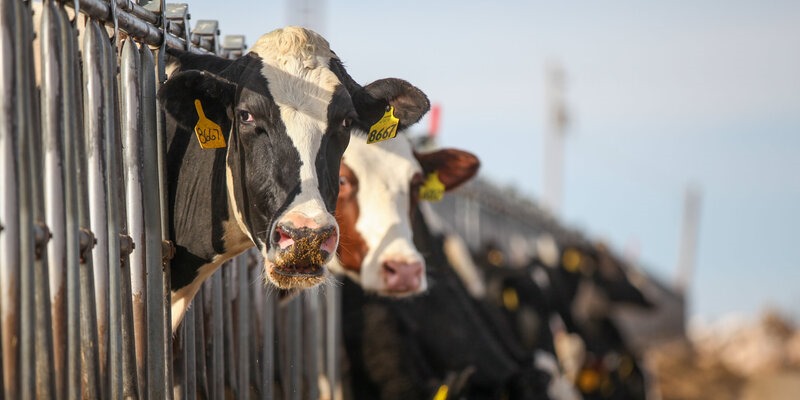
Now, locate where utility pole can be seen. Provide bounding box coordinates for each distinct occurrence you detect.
[543,62,568,215]
[675,186,702,292]
[287,0,326,34]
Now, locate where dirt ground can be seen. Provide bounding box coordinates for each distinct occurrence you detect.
[648,339,800,400]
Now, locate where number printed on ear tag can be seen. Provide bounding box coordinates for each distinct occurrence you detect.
[366,106,399,144]
[194,99,226,149]
[419,171,445,202]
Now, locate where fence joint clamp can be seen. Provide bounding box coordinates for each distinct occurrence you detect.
[119,234,135,257]
[79,228,96,263]
[34,221,52,259]
[162,239,175,264]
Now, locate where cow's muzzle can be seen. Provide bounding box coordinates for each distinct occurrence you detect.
[265,216,338,289]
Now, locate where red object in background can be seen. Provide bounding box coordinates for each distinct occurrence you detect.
[428,104,441,138]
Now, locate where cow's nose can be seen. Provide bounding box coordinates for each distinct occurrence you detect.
[382,260,424,294]
[271,221,338,259]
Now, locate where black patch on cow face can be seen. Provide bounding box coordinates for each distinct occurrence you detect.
[317,85,354,211]
[225,55,304,248]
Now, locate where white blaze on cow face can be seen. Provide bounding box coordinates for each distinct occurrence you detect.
[246,27,343,283]
[335,135,427,295]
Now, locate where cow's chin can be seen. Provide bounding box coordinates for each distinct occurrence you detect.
[264,260,327,289]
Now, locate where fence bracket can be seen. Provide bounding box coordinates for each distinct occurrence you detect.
[119,234,135,258]
[161,239,175,264]
[79,228,96,263]
[34,221,52,259]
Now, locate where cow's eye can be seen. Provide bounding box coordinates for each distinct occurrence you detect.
[238,110,254,124]
[339,176,349,186]
[342,118,352,128]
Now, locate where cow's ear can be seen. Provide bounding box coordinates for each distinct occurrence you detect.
[158,70,236,131]
[415,149,480,191]
[355,78,430,131]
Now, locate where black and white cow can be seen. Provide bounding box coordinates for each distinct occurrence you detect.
[158,27,430,329]
[544,242,653,400]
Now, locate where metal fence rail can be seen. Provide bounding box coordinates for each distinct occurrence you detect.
[0,1,342,399]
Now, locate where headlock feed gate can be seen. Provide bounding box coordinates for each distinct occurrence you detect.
[0,1,341,399]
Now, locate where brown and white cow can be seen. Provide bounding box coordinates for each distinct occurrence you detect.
[332,130,480,296]
[160,27,430,328]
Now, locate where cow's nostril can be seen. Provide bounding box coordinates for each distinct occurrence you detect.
[274,226,295,250]
[319,228,338,256]
[272,229,281,244]
[383,262,397,274]
[382,260,424,294]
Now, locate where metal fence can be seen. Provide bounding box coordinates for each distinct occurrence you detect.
[0,1,340,399]
[428,175,587,264]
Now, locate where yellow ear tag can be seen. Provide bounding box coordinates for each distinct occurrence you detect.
[193,99,226,149]
[419,171,445,202]
[433,384,449,400]
[562,249,582,273]
[502,287,519,311]
[366,106,399,144]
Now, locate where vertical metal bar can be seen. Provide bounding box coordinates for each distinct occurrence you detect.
[85,16,111,397]
[0,1,19,398]
[260,286,275,400]
[210,271,225,400]
[153,0,174,394]
[40,2,68,398]
[248,255,263,397]
[223,266,238,397]
[325,283,341,400]
[138,40,159,396]
[101,17,125,399]
[286,296,303,400]
[143,42,167,399]
[184,307,197,400]
[16,0,35,396]
[173,319,187,400]
[60,2,83,397]
[119,37,144,399]
[18,0,53,397]
[304,293,320,400]
[194,289,209,399]
[81,19,107,400]
[163,247,174,400]
[237,256,251,399]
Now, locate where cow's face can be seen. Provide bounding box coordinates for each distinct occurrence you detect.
[159,27,420,290]
[333,133,480,296]
[557,244,653,321]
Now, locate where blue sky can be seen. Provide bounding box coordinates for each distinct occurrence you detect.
[189,0,800,320]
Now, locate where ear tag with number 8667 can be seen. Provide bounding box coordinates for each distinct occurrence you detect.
[419,171,445,202]
[366,106,399,144]
[194,99,226,149]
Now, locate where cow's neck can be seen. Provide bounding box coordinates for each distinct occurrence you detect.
[167,128,253,331]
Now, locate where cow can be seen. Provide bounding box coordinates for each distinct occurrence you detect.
[541,240,654,400]
[158,26,430,329]
[469,242,582,400]
[331,138,558,398]
[340,206,553,400]
[332,131,479,295]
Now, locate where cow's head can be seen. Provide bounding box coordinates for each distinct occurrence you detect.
[333,121,480,295]
[159,27,421,290]
[556,243,653,321]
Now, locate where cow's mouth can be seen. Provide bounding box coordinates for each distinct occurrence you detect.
[272,263,325,277]
[265,232,331,288]
[266,261,327,289]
